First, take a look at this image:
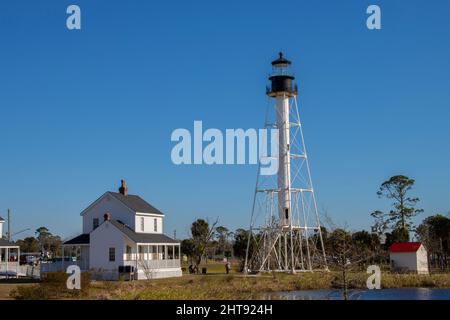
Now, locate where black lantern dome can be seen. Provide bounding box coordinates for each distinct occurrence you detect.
[267,52,298,97]
[271,52,292,66]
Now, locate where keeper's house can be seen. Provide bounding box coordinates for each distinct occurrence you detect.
[43,181,181,280]
[389,242,429,275]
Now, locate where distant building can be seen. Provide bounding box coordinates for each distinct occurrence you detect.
[42,181,181,280]
[389,242,429,274]
[0,216,3,238]
[0,216,20,278]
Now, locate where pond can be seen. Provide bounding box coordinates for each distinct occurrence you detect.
[266,288,450,300]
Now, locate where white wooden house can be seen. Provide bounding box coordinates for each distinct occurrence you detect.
[0,216,20,278]
[389,242,429,274]
[45,181,182,280]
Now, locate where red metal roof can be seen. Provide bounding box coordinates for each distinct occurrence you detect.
[389,242,422,253]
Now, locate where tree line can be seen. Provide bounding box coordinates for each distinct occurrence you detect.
[13,227,62,260]
[181,175,450,272]
[9,175,449,272]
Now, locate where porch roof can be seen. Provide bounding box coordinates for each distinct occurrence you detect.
[0,238,19,248]
[63,233,90,245]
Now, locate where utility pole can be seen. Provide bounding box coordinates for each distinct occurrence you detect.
[7,209,11,242]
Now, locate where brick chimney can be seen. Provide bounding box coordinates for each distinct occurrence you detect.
[118,179,128,196]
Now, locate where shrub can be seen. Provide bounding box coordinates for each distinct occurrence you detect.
[10,272,91,300]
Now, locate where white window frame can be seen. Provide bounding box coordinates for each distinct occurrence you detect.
[109,247,115,262]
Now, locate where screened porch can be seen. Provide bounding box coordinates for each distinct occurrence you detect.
[124,243,181,269]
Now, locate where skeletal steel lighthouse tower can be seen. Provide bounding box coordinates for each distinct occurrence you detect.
[244,53,328,273]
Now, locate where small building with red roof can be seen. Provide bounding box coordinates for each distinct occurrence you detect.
[389,242,429,274]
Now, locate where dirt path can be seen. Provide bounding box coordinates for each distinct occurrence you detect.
[0,280,37,300]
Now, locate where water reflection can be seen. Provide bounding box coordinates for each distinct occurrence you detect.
[266,288,450,300]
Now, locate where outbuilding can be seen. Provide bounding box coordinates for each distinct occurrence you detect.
[389,242,429,274]
[0,216,20,279]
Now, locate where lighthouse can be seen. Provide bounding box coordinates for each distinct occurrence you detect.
[267,52,297,227]
[244,53,327,273]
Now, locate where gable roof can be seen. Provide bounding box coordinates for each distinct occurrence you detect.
[81,192,165,216]
[107,192,164,215]
[389,242,423,253]
[109,219,178,244]
[0,216,5,222]
[63,234,90,245]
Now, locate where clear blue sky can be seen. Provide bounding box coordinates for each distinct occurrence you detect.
[0,0,449,240]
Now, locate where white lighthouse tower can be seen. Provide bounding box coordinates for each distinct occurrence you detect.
[244,53,327,273]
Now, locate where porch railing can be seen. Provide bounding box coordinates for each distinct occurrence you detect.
[0,262,19,276]
[124,259,180,269]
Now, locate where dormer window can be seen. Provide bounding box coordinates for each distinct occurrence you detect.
[140,217,145,232]
[154,218,157,232]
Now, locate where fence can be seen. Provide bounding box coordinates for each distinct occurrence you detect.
[0,262,19,278]
[18,265,40,278]
[40,260,89,273]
